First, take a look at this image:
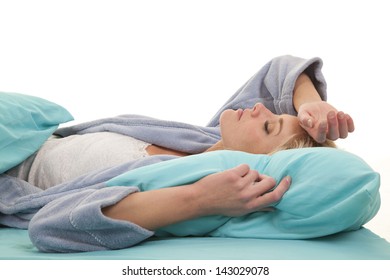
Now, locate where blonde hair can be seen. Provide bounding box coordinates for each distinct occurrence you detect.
[270,131,336,154]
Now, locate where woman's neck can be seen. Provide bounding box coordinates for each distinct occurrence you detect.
[204,141,224,152]
[147,140,225,156]
[146,144,190,157]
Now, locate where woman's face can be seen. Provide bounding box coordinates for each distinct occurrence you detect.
[219,103,304,154]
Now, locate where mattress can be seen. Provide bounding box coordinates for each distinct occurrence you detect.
[1,227,390,260]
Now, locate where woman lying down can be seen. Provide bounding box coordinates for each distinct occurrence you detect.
[1,55,356,252]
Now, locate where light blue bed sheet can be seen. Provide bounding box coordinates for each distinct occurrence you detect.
[1,227,390,260]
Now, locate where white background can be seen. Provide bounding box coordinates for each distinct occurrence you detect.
[1,0,389,240]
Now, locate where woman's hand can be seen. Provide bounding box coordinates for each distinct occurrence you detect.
[193,164,291,217]
[298,101,355,143]
[292,73,355,143]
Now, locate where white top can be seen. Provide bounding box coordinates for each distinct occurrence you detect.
[7,132,150,190]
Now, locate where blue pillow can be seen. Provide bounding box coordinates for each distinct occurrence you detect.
[0,92,74,173]
[107,148,381,239]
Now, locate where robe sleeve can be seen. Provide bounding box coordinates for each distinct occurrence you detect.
[28,186,154,252]
[206,55,327,127]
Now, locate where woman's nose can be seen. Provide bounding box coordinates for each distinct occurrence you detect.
[252,103,273,117]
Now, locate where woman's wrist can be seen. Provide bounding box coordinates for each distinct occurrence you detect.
[293,73,322,112]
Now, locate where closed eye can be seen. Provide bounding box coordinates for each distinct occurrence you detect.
[264,121,269,134]
[264,118,283,135]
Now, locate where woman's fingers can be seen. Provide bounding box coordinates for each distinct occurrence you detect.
[326,111,340,140]
[243,174,291,211]
[231,163,251,177]
[345,113,355,133]
[315,120,328,143]
[298,111,314,128]
[197,165,291,216]
[252,173,276,194]
[253,175,291,208]
[298,101,355,142]
[327,111,355,140]
[337,112,349,139]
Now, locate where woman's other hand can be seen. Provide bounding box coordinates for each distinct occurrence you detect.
[194,164,291,217]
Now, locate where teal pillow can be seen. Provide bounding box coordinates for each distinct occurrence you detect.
[107,148,381,239]
[0,92,74,173]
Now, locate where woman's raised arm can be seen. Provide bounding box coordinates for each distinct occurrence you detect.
[293,73,355,143]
